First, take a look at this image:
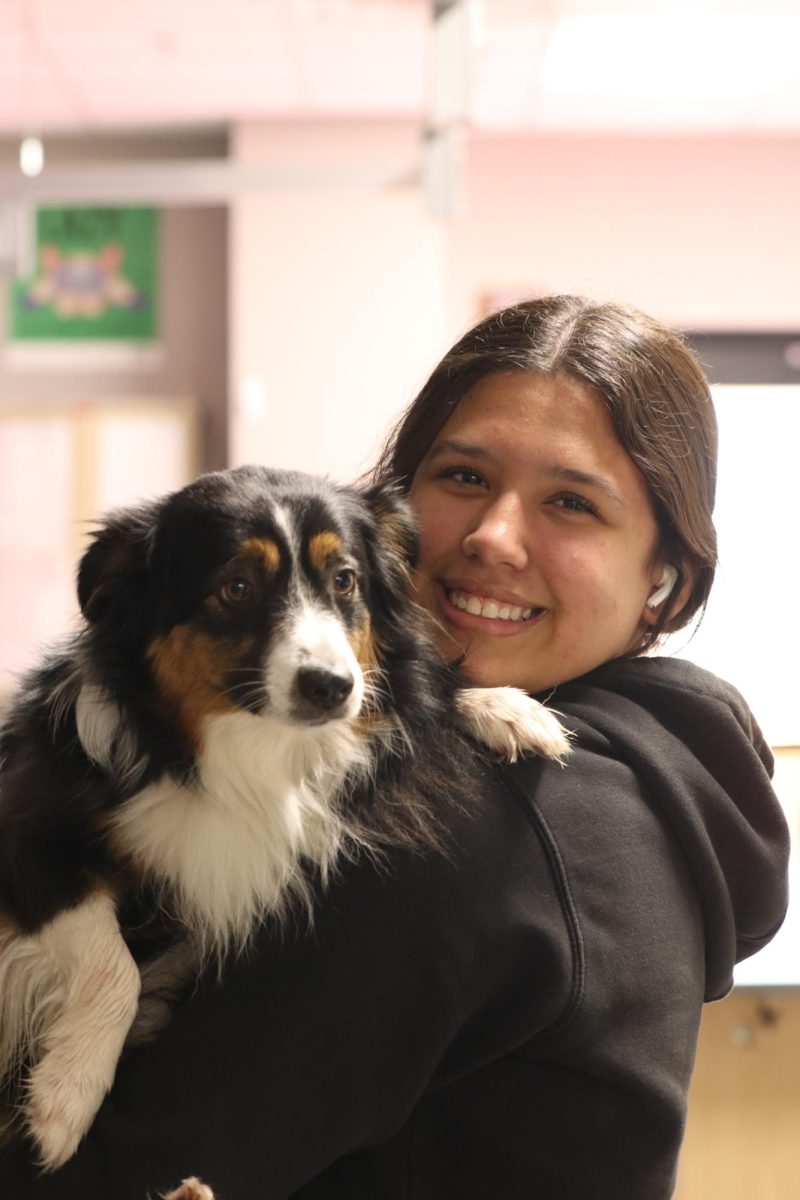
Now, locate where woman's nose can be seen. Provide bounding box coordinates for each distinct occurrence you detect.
[461,495,529,570]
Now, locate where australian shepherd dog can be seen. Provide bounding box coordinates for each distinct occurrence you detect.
[0,465,568,1186]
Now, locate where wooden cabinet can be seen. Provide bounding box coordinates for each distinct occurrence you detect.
[677,748,799,1197]
[676,989,800,1198]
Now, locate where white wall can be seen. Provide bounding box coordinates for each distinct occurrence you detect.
[449,134,800,334]
[229,121,448,484]
[229,126,800,480]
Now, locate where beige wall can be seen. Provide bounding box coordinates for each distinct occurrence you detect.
[229,125,800,478]
[229,120,448,482]
[450,134,800,333]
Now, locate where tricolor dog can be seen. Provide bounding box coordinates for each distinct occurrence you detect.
[0,466,569,1178]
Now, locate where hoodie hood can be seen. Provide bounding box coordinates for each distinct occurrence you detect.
[549,656,790,1001]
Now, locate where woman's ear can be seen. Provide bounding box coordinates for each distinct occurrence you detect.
[646,564,678,611]
[641,561,695,629]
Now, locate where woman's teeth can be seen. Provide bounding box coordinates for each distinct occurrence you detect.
[447,589,534,622]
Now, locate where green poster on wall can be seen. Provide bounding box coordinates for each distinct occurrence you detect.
[10,206,159,341]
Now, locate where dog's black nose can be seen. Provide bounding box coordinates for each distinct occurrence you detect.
[296,667,355,713]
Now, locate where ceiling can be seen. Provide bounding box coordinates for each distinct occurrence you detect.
[2,0,800,138]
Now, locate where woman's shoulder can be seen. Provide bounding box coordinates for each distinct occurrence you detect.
[511,653,789,1003]
[560,653,755,710]
[546,654,772,770]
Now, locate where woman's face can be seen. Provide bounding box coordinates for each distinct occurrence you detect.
[409,370,667,694]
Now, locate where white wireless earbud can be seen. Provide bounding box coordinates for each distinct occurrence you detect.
[647,564,678,609]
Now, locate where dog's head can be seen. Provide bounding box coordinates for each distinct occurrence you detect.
[77,466,418,753]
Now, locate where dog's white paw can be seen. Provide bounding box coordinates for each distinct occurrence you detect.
[456,686,572,763]
[161,1178,216,1200]
[26,1054,109,1169]
[27,1092,88,1170]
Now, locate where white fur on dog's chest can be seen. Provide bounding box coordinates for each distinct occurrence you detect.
[108,710,370,956]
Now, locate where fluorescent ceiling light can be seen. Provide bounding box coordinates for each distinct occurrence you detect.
[542,10,800,105]
[19,136,44,178]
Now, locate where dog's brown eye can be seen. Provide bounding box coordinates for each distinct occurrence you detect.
[333,569,357,597]
[220,578,253,604]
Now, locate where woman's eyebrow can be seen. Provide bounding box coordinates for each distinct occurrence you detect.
[544,466,625,507]
[427,440,625,507]
[427,438,493,462]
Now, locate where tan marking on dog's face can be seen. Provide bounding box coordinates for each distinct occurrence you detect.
[308,531,343,572]
[349,614,379,678]
[146,626,240,752]
[240,537,281,572]
[351,618,388,740]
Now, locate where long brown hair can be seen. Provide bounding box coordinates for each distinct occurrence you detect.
[373,295,718,648]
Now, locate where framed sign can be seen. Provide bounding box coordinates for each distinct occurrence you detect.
[9,206,158,342]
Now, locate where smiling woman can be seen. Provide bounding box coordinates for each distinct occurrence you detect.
[0,297,788,1200]
[376,295,719,676]
[408,370,667,692]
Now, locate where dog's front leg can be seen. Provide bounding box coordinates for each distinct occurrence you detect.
[455,687,572,763]
[27,890,140,1170]
[128,938,198,1046]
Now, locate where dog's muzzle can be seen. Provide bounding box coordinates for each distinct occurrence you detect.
[265,605,365,725]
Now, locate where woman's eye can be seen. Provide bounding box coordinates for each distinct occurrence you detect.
[220,578,253,604]
[440,465,487,488]
[551,492,600,517]
[333,568,357,597]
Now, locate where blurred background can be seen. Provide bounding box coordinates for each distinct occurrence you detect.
[0,1,798,1194]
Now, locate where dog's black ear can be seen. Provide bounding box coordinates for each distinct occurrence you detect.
[355,479,422,635]
[77,502,160,625]
[360,479,419,574]
[357,482,449,730]
[362,479,418,563]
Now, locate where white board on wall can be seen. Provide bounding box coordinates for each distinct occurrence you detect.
[666,385,800,749]
[660,385,799,989]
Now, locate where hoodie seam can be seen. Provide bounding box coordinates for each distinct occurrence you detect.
[500,763,585,1039]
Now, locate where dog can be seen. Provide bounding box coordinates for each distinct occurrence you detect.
[0,465,569,1178]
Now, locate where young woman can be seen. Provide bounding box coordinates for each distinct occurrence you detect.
[0,296,789,1199]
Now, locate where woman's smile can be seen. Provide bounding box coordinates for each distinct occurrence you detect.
[436,580,548,635]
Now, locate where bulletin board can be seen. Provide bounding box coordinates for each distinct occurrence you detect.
[9,206,159,342]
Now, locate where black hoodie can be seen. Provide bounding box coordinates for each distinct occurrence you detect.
[0,658,789,1200]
